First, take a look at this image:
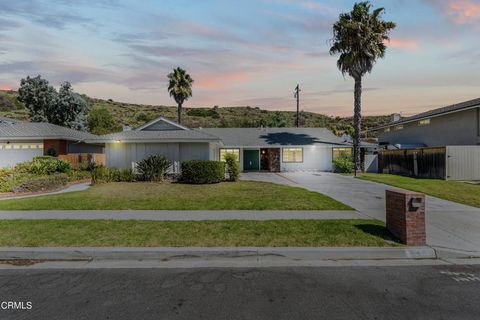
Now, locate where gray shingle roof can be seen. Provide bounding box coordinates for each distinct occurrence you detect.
[0,116,22,125]
[0,122,97,141]
[89,129,221,143]
[372,97,480,130]
[200,128,347,146]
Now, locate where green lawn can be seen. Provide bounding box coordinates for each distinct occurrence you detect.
[358,173,480,208]
[0,181,352,210]
[0,219,396,247]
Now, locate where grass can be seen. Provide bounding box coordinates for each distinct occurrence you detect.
[0,181,352,210]
[358,173,480,208]
[0,219,396,247]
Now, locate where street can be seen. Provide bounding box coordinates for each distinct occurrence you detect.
[1,265,479,319]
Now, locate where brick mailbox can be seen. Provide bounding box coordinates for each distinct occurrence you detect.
[385,189,426,246]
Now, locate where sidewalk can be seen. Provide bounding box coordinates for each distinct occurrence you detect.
[0,209,367,220]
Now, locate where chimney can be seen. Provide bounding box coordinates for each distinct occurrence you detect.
[391,113,401,123]
[123,124,132,131]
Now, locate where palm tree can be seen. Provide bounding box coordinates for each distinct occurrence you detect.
[167,67,193,124]
[329,1,395,174]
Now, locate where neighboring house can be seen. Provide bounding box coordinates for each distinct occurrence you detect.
[200,127,350,172]
[371,98,480,180]
[374,97,480,147]
[0,118,103,167]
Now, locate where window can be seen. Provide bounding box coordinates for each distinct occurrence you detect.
[332,147,352,160]
[220,148,240,161]
[0,143,44,150]
[384,127,391,133]
[418,119,430,126]
[394,125,404,131]
[282,148,303,163]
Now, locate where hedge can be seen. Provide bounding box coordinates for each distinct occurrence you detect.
[181,160,225,184]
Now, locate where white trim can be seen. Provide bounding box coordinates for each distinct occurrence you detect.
[136,116,190,131]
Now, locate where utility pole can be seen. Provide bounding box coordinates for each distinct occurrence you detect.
[294,84,300,127]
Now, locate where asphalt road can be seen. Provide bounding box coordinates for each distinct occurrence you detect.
[1,265,480,320]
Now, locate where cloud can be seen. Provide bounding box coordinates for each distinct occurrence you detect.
[387,37,419,50]
[425,0,480,24]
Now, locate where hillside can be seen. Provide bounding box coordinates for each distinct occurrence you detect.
[0,90,390,136]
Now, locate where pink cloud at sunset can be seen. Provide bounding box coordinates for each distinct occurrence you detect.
[0,85,14,91]
[427,0,480,24]
[386,38,419,50]
[197,72,249,90]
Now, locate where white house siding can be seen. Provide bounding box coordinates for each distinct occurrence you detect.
[281,145,333,171]
[446,146,480,180]
[105,142,212,168]
[0,140,43,168]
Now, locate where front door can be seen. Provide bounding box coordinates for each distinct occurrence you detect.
[243,149,259,171]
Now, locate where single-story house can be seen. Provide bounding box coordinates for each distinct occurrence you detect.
[0,118,103,167]
[87,116,353,172]
[370,97,480,180]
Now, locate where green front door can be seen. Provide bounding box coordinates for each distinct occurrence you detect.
[243,149,259,171]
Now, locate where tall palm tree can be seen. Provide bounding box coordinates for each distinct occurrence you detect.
[330,1,395,174]
[167,67,193,124]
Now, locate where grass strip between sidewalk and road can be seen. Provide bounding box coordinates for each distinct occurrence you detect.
[0,220,397,247]
[0,181,352,210]
[358,173,480,208]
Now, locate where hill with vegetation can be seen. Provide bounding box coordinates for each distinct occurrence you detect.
[0,89,390,136]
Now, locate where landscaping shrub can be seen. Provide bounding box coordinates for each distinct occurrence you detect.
[29,156,71,175]
[66,169,92,182]
[12,174,69,193]
[333,153,355,173]
[136,155,171,181]
[91,167,135,184]
[181,160,225,184]
[224,153,240,182]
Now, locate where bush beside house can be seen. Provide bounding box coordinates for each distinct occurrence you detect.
[0,156,90,193]
[333,153,355,173]
[136,155,171,181]
[224,153,240,182]
[181,160,225,184]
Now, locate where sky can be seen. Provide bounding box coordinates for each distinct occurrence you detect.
[0,0,479,117]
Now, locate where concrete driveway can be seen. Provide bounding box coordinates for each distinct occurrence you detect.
[241,172,480,252]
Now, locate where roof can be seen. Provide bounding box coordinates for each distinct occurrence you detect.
[200,127,347,147]
[0,116,22,125]
[372,97,480,131]
[0,122,97,141]
[88,129,221,143]
[136,116,189,131]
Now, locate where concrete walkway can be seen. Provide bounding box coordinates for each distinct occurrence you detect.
[241,172,480,252]
[0,209,365,221]
[0,182,91,201]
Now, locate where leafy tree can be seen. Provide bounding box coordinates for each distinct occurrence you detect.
[270,112,288,127]
[18,76,89,130]
[56,82,89,130]
[329,1,395,173]
[167,67,193,124]
[18,75,56,122]
[87,107,122,135]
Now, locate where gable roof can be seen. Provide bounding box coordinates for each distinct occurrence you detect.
[372,97,480,131]
[0,122,97,141]
[88,129,221,143]
[200,127,347,147]
[136,116,189,131]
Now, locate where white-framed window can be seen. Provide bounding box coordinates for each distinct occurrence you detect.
[418,119,430,126]
[282,148,303,163]
[0,143,44,150]
[220,148,240,161]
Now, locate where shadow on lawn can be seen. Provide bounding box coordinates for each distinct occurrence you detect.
[354,224,400,244]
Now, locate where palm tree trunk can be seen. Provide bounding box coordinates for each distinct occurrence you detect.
[178,103,182,124]
[353,76,362,176]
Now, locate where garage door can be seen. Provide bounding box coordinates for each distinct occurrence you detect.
[0,143,43,168]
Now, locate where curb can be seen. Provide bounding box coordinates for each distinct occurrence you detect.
[0,246,437,262]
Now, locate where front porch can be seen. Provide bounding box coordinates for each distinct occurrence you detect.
[243,148,280,172]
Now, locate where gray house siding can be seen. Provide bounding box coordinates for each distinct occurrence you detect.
[140,122,183,131]
[379,108,480,147]
[105,142,211,168]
